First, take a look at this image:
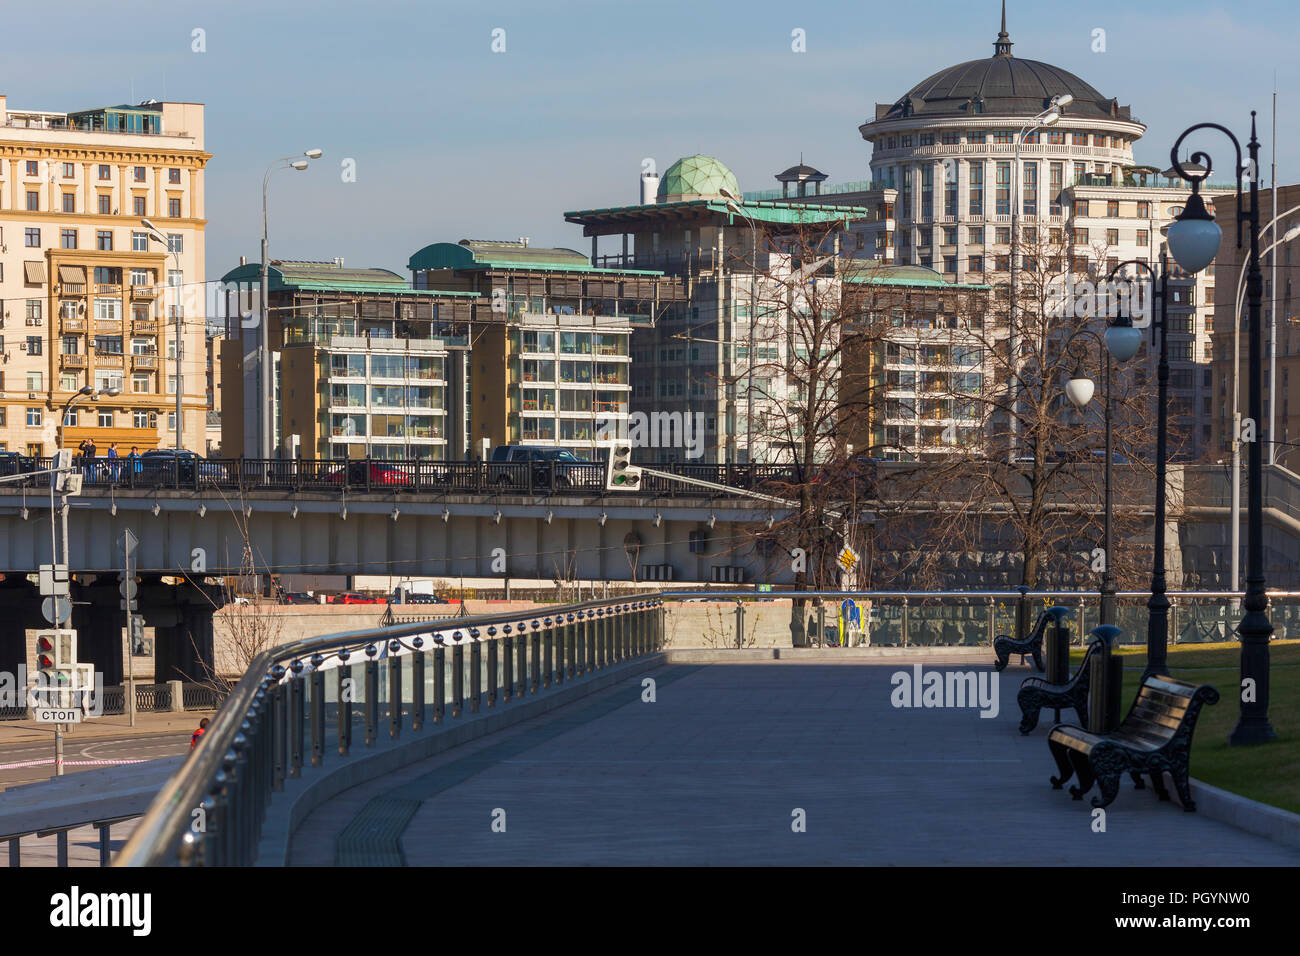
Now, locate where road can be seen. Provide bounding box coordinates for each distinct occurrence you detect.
[0,731,193,789]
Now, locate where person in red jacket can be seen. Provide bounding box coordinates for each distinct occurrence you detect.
[190,717,210,750]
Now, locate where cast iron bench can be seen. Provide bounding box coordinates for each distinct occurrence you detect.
[1016,638,1101,734]
[993,610,1050,672]
[1047,673,1219,810]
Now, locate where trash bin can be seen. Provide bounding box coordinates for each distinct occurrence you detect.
[1044,606,1072,685]
[1087,625,1125,733]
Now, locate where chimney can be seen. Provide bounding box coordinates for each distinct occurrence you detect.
[333,256,344,267]
[518,237,530,248]
[239,255,246,266]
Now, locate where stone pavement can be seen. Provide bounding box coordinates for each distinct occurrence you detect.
[290,660,1300,866]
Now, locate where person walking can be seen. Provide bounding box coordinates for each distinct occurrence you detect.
[83,437,98,481]
[190,717,210,751]
[106,442,119,482]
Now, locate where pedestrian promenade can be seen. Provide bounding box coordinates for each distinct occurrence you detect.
[290,659,1300,865]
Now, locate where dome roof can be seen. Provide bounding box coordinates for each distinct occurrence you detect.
[868,5,1135,125]
[657,154,739,202]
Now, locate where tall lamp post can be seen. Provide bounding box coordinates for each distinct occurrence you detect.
[260,149,322,459]
[1228,216,1300,589]
[1008,94,1072,460]
[720,187,759,463]
[1065,319,1138,626]
[140,220,182,448]
[1166,115,1276,745]
[1103,256,1170,678]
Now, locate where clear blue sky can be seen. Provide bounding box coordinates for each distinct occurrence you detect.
[5,0,1296,279]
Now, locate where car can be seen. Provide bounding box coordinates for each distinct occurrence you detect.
[487,445,595,489]
[391,591,449,605]
[0,451,36,481]
[135,448,228,483]
[332,592,383,605]
[280,591,317,605]
[326,461,411,486]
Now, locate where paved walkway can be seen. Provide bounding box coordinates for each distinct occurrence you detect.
[291,661,1300,866]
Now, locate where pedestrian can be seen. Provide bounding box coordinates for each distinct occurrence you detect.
[127,445,141,475]
[106,442,119,481]
[83,437,97,480]
[190,717,210,751]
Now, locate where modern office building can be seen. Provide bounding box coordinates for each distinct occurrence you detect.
[407,239,673,457]
[0,94,209,456]
[1209,185,1300,470]
[219,259,483,460]
[565,156,872,464]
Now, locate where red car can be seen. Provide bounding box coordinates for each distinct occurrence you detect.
[331,592,385,605]
[327,462,410,486]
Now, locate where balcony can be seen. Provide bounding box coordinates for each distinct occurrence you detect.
[93,353,124,367]
[132,354,158,370]
[94,319,123,333]
[132,319,159,334]
[61,318,86,333]
[60,353,87,368]
[131,285,157,300]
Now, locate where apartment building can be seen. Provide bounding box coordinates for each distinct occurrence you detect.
[408,239,669,457]
[0,94,208,456]
[565,156,871,464]
[219,259,482,460]
[1209,185,1300,470]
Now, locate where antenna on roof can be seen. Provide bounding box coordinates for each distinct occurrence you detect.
[994,0,1013,57]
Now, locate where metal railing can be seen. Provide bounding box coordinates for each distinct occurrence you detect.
[2,682,217,720]
[115,596,665,866]
[4,814,142,868]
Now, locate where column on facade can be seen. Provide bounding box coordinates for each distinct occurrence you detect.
[81,161,92,216]
[153,164,162,219]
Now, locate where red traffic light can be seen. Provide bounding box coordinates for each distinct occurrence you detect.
[37,654,54,669]
[37,636,53,652]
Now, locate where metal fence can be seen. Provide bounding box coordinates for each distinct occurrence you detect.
[0,681,222,720]
[116,596,665,866]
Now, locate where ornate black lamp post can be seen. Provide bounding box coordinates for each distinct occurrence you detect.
[1103,255,1171,680]
[1166,115,1276,745]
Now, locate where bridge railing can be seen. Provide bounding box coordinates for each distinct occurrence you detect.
[658,589,1300,647]
[115,595,665,867]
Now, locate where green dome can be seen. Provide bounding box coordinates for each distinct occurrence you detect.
[657,154,739,202]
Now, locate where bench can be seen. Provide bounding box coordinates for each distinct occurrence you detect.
[1016,638,1101,735]
[993,610,1050,672]
[1047,674,1220,810]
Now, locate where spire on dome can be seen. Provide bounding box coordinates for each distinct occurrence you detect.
[993,0,1013,57]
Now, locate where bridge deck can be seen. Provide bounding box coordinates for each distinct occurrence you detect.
[290,660,1300,866]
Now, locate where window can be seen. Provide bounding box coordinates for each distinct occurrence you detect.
[60,228,77,249]
[98,164,111,180]
[1072,132,1089,145]
[995,161,1010,215]
[94,335,124,354]
[1046,130,1065,145]
[167,412,177,432]
[1094,134,1109,148]
[995,227,1010,244]
[942,227,957,245]
[26,335,42,356]
[1049,162,1063,215]
[167,375,178,395]
[25,160,37,175]
[25,227,40,246]
[132,231,149,252]
[61,335,79,354]
[60,373,78,391]
[167,233,183,254]
[1107,200,1119,218]
[27,408,42,427]
[26,300,42,322]
[98,409,113,428]
[167,197,181,218]
[967,131,985,144]
[688,530,709,554]
[133,166,146,182]
[27,371,43,391]
[993,131,1014,144]
[1021,161,1037,216]
[96,230,113,251]
[168,167,181,184]
[98,195,112,215]
[168,269,183,288]
[941,132,961,145]
[1073,228,1089,245]
[93,266,122,285]
[1137,201,1151,218]
[26,191,39,211]
[968,227,984,244]
[901,135,912,147]
[968,162,983,216]
[62,193,76,213]
[133,409,150,428]
[1106,229,1119,246]
[130,268,151,286]
[94,298,120,321]
[943,256,957,273]
[968,256,983,272]
[132,196,146,216]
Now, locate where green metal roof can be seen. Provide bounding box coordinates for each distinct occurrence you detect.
[841,263,991,290]
[657,154,739,202]
[565,198,872,227]
[407,240,662,275]
[219,262,478,297]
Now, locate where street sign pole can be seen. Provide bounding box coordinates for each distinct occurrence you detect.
[121,530,139,727]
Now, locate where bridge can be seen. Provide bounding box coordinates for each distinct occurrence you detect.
[109,594,1300,867]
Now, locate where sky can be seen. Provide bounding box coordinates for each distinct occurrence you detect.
[4,0,1297,279]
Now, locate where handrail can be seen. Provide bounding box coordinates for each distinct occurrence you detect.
[116,592,662,867]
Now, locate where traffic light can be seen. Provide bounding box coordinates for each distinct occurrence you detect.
[35,630,76,707]
[53,449,74,493]
[604,443,642,491]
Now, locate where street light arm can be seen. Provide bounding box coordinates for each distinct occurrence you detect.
[1170,121,1245,249]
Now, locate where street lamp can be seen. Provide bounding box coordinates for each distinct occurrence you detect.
[260,150,322,458]
[53,384,121,568]
[1065,315,1131,626]
[1008,93,1073,460]
[1167,115,1276,745]
[720,186,759,464]
[141,219,183,448]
